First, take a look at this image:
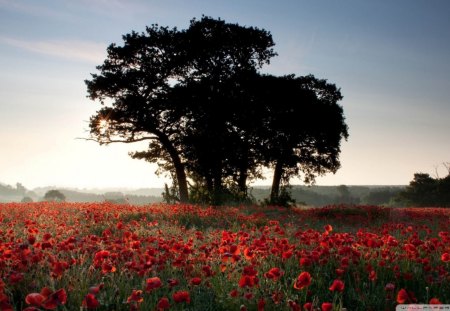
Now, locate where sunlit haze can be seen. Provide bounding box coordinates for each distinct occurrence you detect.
[1,0,450,189]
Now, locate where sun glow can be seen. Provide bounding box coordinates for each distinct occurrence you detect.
[98,119,109,135]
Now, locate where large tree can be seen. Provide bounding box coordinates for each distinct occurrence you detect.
[251,74,348,203]
[167,72,348,205]
[85,16,276,202]
[167,72,267,203]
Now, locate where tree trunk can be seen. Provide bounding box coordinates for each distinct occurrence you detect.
[270,160,283,203]
[238,170,248,194]
[158,135,189,203]
[174,160,189,203]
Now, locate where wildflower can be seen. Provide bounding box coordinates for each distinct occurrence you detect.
[82,293,100,309]
[25,293,45,307]
[230,289,239,298]
[25,288,67,310]
[329,279,345,292]
[441,252,450,262]
[173,290,190,303]
[264,267,284,281]
[321,302,333,311]
[257,298,265,311]
[429,298,442,304]
[368,270,377,281]
[127,290,144,303]
[238,266,259,288]
[396,288,417,304]
[293,272,311,290]
[145,277,162,292]
[167,278,179,287]
[157,297,170,310]
[299,257,312,266]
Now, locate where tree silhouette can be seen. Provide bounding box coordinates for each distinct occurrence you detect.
[399,172,450,207]
[246,74,348,203]
[85,16,348,205]
[86,16,276,203]
[44,190,66,202]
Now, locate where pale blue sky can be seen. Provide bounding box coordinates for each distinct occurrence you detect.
[1,0,449,189]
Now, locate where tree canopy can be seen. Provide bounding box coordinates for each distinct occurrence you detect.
[44,190,66,202]
[85,16,348,205]
[398,170,450,207]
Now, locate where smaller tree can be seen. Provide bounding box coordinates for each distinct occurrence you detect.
[398,171,450,207]
[44,190,66,202]
[21,196,33,203]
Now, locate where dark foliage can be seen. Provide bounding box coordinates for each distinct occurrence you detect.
[398,172,450,207]
[85,16,347,205]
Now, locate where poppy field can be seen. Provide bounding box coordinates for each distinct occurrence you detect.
[0,203,449,310]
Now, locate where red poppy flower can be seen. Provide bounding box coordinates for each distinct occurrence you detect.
[51,261,69,279]
[173,290,190,303]
[282,250,293,259]
[441,253,450,262]
[396,289,417,304]
[27,235,36,245]
[230,289,239,298]
[321,302,333,311]
[191,277,202,286]
[299,257,312,266]
[8,272,23,284]
[202,265,214,277]
[167,278,179,287]
[303,302,313,311]
[264,267,284,281]
[335,268,345,277]
[396,289,409,304]
[25,293,45,306]
[0,292,13,311]
[257,298,265,311]
[82,293,100,309]
[127,290,144,303]
[293,272,311,290]
[145,277,162,292]
[429,298,442,304]
[42,288,67,309]
[329,279,345,292]
[101,261,116,274]
[244,247,255,260]
[157,297,170,310]
[239,275,258,288]
[368,270,377,281]
[288,300,300,311]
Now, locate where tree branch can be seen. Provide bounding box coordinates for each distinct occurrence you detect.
[75,136,159,144]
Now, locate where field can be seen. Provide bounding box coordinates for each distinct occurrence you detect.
[0,203,449,310]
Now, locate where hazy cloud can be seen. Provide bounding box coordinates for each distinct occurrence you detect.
[0,0,74,20]
[0,36,106,64]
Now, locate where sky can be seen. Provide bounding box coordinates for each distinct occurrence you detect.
[1,0,450,190]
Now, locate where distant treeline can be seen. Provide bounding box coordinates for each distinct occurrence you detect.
[250,185,405,207]
[0,183,161,205]
[1,182,403,206]
[2,175,449,207]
